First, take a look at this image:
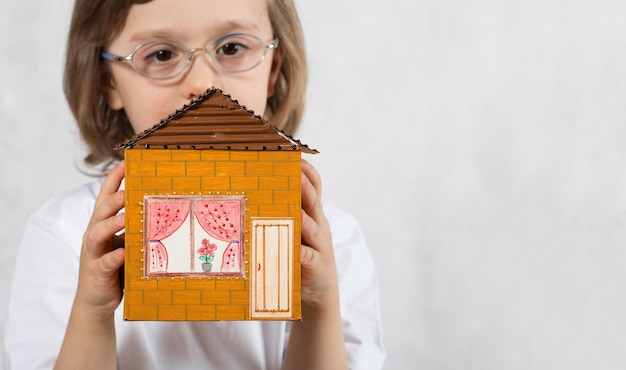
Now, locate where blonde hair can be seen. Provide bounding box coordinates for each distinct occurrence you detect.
[64,0,307,170]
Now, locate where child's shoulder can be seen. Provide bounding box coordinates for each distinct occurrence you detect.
[28,180,104,236]
[18,180,104,257]
[322,200,369,253]
[323,200,361,231]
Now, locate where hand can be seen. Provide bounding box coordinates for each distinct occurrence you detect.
[75,161,126,320]
[55,162,126,369]
[282,160,348,370]
[299,159,339,309]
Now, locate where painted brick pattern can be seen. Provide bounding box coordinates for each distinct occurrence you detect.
[124,149,302,321]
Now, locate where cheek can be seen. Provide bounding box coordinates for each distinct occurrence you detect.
[240,92,268,117]
[124,96,173,134]
[217,87,266,117]
[116,83,177,134]
[223,74,271,117]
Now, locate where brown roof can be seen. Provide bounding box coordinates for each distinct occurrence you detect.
[115,87,318,154]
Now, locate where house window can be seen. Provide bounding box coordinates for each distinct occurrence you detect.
[143,195,245,278]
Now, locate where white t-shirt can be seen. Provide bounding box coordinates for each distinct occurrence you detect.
[4,179,385,369]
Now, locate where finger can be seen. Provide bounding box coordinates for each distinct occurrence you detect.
[299,244,317,269]
[112,234,126,289]
[301,159,322,197]
[83,213,125,259]
[99,161,125,198]
[98,248,125,278]
[301,200,334,256]
[301,160,324,222]
[301,210,320,248]
[301,177,323,246]
[91,190,125,229]
[88,163,125,241]
[93,162,124,220]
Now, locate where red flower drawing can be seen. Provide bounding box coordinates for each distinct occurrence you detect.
[198,238,217,263]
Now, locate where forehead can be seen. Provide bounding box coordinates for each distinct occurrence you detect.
[116,0,272,45]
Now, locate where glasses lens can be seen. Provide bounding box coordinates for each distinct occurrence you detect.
[133,42,189,79]
[212,34,266,73]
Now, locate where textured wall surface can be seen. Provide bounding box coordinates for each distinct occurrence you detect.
[2,0,626,369]
[123,149,301,321]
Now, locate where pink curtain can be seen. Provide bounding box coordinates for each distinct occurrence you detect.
[194,200,241,272]
[221,241,241,272]
[193,201,240,241]
[147,200,190,273]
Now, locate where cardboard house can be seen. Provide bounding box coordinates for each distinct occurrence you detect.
[117,87,317,321]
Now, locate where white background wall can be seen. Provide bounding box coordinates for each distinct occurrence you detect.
[2,0,626,369]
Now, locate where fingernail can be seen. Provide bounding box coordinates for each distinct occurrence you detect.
[115,213,125,225]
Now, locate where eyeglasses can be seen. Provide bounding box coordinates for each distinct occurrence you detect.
[101,33,279,80]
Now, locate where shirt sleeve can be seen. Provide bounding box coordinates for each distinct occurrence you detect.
[324,202,386,369]
[4,185,96,370]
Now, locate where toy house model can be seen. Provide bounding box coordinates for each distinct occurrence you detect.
[117,87,317,321]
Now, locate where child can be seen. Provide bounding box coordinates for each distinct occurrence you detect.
[4,0,385,369]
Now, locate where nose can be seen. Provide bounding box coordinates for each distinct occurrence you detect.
[180,51,220,100]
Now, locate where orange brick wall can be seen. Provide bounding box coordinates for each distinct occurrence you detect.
[123,149,302,321]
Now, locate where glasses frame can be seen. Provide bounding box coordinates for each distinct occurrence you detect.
[101,33,279,80]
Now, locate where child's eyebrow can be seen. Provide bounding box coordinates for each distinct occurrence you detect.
[215,19,263,34]
[129,29,178,43]
[128,20,263,44]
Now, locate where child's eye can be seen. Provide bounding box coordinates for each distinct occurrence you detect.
[134,42,186,78]
[211,35,265,72]
[150,49,175,62]
[217,42,248,57]
[139,44,183,64]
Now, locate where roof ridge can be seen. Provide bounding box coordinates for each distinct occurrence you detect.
[114,87,318,153]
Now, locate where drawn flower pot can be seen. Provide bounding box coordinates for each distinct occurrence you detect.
[198,238,217,272]
[202,262,212,272]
